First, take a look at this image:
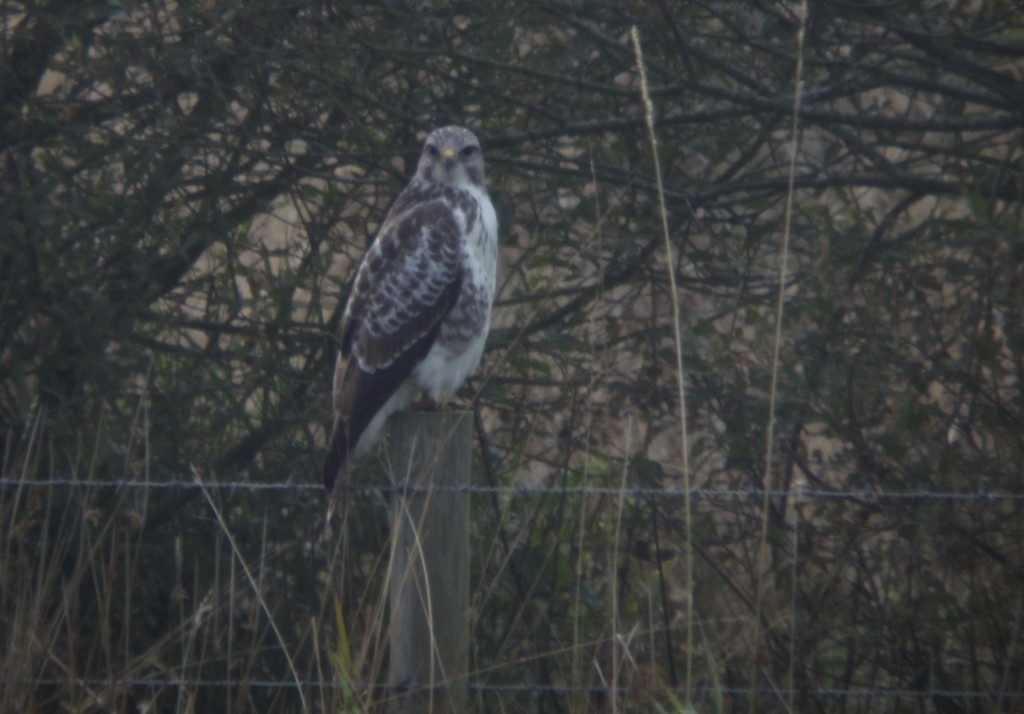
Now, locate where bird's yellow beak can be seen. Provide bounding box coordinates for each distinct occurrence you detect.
[440,146,457,171]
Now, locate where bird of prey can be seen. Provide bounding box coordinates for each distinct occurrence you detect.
[322,126,498,493]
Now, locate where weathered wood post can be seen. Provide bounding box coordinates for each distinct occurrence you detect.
[387,410,471,713]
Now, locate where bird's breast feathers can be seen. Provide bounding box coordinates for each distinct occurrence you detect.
[417,183,497,398]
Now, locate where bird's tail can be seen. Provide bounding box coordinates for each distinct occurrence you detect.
[322,419,351,493]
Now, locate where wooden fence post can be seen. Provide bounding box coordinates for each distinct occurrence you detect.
[387,410,471,713]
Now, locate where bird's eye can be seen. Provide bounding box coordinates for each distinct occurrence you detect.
[427,144,439,158]
[460,145,477,158]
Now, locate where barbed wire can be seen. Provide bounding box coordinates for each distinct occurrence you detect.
[2,475,1022,503]
[10,676,1024,702]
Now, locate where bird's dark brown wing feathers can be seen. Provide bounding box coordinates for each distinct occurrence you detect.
[322,200,463,492]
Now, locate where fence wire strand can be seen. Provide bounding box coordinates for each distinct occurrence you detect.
[12,676,1024,701]
[3,475,1022,503]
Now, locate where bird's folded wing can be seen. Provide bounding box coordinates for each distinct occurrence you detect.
[323,200,463,491]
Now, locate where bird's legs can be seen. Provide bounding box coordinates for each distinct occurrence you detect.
[408,392,470,412]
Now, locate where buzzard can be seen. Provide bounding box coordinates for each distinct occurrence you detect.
[323,126,498,493]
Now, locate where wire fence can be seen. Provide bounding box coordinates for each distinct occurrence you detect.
[4,471,1023,710]
[4,475,1023,503]
[12,676,1024,702]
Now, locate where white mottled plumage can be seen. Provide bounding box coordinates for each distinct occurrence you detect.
[323,126,498,493]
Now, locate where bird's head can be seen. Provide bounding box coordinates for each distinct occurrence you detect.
[416,126,485,187]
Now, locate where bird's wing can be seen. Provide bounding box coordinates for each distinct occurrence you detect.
[323,199,463,492]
